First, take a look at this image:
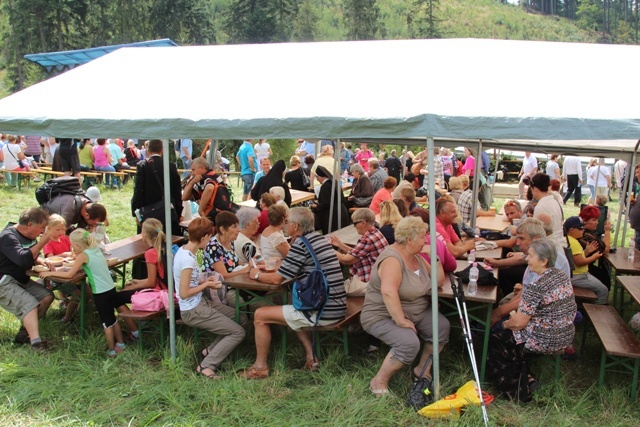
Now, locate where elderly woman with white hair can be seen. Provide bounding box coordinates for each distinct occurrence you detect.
[347,163,374,209]
[488,238,576,401]
[360,216,449,396]
[241,207,346,378]
[234,207,262,265]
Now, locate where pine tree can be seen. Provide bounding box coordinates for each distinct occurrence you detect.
[343,0,381,41]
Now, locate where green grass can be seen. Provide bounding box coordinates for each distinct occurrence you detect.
[1,179,640,426]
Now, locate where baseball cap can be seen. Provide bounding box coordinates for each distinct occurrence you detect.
[564,216,584,231]
[86,186,102,203]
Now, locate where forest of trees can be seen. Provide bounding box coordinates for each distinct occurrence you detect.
[0,0,636,94]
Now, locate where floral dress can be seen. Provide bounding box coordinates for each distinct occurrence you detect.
[203,235,239,274]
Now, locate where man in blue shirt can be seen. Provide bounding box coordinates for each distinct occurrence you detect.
[295,139,316,158]
[339,142,351,174]
[180,138,193,179]
[236,140,257,201]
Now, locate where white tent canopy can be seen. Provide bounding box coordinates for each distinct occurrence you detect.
[1,38,639,399]
[1,38,640,142]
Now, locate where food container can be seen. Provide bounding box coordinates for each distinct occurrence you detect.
[48,257,64,267]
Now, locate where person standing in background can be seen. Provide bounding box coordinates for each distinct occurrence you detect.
[254,139,272,163]
[339,142,351,174]
[24,136,42,163]
[562,155,582,207]
[236,139,257,202]
[546,154,561,181]
[385,149,402,183]
[354,143,374,174]
[179,138,193,179]
[518,152,538,199]
[614,158,628,193]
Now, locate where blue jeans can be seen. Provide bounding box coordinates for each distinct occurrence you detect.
[241,174,254,195]
[95,165,116,186]
[181,157,192,179]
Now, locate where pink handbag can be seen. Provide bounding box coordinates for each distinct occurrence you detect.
[131,289,164,312]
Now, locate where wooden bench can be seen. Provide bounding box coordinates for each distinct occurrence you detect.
[118,309,166,350]
[581,303,640,398]
[301,296,364,365]
[573,287,598,303]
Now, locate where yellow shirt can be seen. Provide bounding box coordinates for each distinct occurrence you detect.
[568,235,588,275]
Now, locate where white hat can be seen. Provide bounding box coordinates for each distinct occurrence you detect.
[86,186,102,202]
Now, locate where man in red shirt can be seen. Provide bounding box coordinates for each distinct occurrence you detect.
[435,199,475,258]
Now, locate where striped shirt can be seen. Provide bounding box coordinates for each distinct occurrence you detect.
[277,232,346,322]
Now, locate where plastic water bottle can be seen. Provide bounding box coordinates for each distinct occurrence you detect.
[467,249,476,264]
[629,238,636,263]
[468,262,479,296]
[474,227,481,238]
[95,223,110,255]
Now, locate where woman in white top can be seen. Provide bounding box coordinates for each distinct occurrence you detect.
[585,158,598,205]
[545,154,561,181]
[2,134,28,187]
[260,204,290,260]
[174,217,245,380]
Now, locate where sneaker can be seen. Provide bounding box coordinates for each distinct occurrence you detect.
[32,177,42,182]
[31,340,49,352]
[14,326,30,345]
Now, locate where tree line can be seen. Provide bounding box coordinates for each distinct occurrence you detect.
[0,0,445,92]
[522,0,640,42]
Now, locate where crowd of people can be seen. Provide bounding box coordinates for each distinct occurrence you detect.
[0,137,632,403]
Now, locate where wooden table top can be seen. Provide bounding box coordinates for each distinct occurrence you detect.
[475,215,510,232]
[327,224,360,247]
[617,276,640,305]
[289,189,316,205]
[222,273,293,292]
[30,234,184,282]
[604,248,640,274]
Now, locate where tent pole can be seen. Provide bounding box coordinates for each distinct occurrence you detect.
[493,149,502,189]
[470,140,482,229]
[335,139,342,230]
[328,139,337,233]
[617,141,640,248]
[427,136,440,399]
[162,139,177,363]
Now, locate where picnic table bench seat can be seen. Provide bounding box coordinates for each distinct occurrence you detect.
[581,303,640,398]
[301,296,364,365]
[119,309,166,349]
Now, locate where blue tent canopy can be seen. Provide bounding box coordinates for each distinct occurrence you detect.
[24,38,178,73]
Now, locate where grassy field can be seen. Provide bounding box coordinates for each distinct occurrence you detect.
[1,178,639,426]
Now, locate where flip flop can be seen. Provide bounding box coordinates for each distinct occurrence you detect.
[196,365,221,380]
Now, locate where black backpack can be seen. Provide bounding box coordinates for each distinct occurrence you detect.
[35,176,85,205]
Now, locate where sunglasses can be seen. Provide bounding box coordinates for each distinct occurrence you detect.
[353,220,365,226]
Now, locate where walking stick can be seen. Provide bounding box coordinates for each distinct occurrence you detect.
[449,273,489,426]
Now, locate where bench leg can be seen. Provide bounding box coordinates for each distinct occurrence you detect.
[343,329,350,367]
[598,349,607,388]
[632,359,640,399]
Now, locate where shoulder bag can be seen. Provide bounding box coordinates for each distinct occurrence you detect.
[139,158,178,223]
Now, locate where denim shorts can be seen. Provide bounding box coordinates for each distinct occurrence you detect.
[241,174,255,195]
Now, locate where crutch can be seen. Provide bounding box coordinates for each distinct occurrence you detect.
[449,273,489,426]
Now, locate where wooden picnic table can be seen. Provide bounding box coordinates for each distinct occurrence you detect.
[604,248,640,308]
[435,259,498,382]
[475,215,510,232]
[222,273,293,352]
[30,234,184,337]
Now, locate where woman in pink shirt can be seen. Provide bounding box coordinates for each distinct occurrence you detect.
[462,147,475,177]
[370,177,397,215]
[354,143,374,173]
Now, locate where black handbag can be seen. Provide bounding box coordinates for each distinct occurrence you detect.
[456,263,498,287]
[406,354,433,411]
